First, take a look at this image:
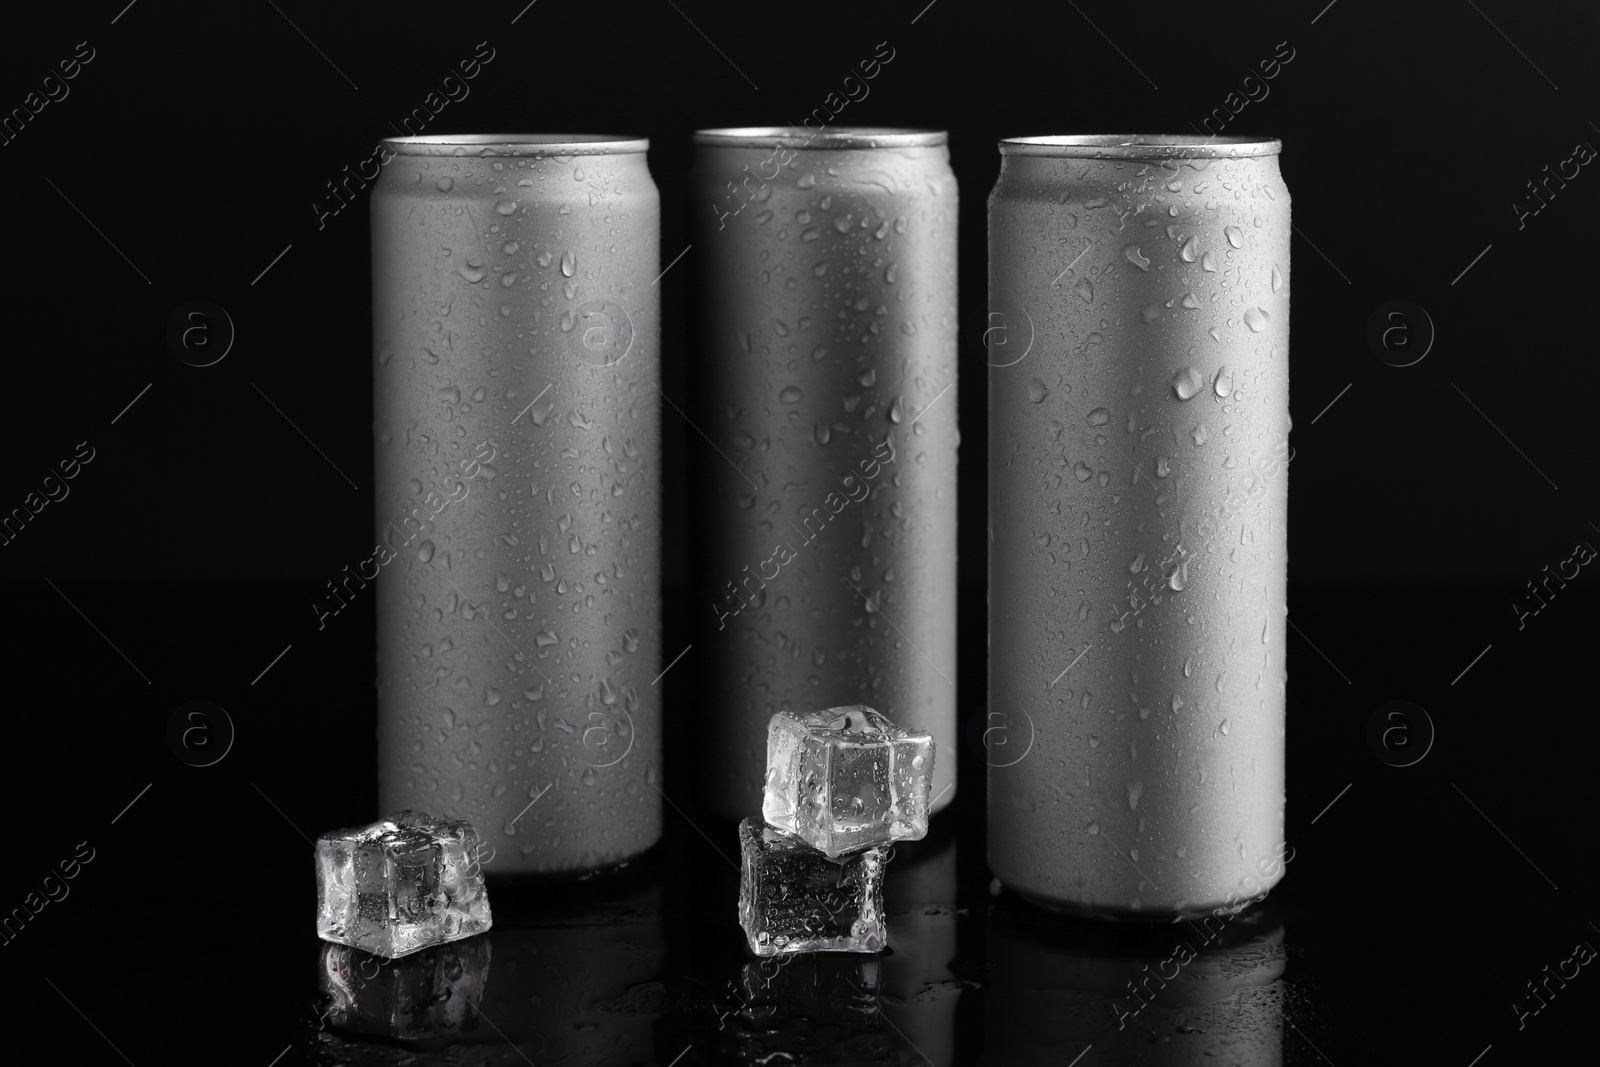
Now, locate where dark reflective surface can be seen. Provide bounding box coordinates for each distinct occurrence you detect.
[10,586,1600,1066]
[984,899,1286,1065]
[294,813,1300,1066]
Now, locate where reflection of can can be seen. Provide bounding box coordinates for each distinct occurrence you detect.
[689,127,959,819]
[985,898,1287,1064]
[987,136,1290,917]
[373,135,661,874]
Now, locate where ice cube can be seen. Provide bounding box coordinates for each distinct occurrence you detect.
[737,818,887,956]
[317,938,489,1043]
[762,704,934,857]
[316,810,492,959]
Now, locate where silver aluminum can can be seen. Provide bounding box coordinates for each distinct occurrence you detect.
[987,135,1289,917]
[690,127,959,820]
[373,134,661,875]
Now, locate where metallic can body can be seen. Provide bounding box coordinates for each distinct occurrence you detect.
[986,136,1290,917]
[690,128,959,819]
[373,135,661,874]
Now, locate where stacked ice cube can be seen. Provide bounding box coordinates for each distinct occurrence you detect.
[738,704,934,956]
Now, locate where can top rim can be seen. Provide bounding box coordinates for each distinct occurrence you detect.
[382,134,649,156]
[999,135,1281,159]
[694,126,947,149]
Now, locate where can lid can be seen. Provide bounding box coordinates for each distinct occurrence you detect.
[694,127,947,149]
[383,134,649,156]
[999,135,1280,159]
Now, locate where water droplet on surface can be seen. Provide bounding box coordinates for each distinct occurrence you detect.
[560,251,576,277]
[1224,225,1243,248]
[1073,276,1094,303]
[888,397,904,423]
[457,261,487,284]
[1214,366,1234,397]
[1171,692,1185,713]
[1180,292,1201,310]
[1124,244,1151,271]
[1242,307,1269,333]
[1218,718,1231,735]
[435,177,454,192]
[778,385,804,404]
[1129,552,1146,573]
[1073,461,1093,481]
[1271,264,1284,292]
[416,540,436,563]
[1171,368,1204,400]
[1201,251,1217,272]
[495,199,517,215]
[1180,235,1198,262]
[1027,379,1050,404]
[1126,781,1143,810]
[1155,456,1171,478]
[1088,407,1110,426]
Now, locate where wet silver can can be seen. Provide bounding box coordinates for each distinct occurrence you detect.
[986,136,1290,918]
[373,134,661,875]
[690,127,959,819]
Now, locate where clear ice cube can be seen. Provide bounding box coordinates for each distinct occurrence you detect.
[737,817,887,956]
[316,810,492,959]
[762,704,934,857]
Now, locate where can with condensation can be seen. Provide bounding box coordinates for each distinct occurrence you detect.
[373,134,661,875]
[986,135,1290,918]
[689,127,959,820]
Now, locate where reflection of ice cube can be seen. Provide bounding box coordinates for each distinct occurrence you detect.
[737,818,886,956]
[762,705,934,857]
[318,937,489,1043]
[316,810,492,959]
[726,955,881,1059]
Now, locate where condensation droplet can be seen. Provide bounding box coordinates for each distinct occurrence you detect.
[1171,368,1203,400]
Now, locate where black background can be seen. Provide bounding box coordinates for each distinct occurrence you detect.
[1,1,1597,1064]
